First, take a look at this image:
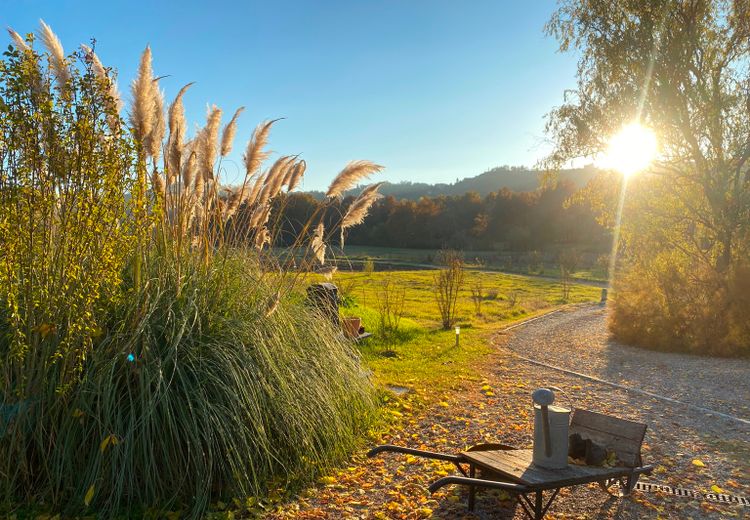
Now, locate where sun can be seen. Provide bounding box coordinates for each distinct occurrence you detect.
[599,122,658,176]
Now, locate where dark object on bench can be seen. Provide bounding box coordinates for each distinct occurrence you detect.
[368,409,652,520]
[569,432,608,465]
[306,283,340,325]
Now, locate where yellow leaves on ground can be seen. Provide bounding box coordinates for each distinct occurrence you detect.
[318,476,336,485]
[99,433,119,453]
[710,484,724,494]
[437,401,449,408]
[84,484,95,506]
[691,458,706,468]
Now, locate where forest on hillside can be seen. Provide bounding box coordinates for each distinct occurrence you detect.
[262,179,610,254]
[305,164,600,200]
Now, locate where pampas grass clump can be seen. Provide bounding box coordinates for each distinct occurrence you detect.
[0,22,383,519]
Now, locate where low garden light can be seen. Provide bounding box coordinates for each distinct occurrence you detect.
[455,326,460,347]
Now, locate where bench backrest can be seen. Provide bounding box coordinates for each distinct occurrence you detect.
[569,409,647,467]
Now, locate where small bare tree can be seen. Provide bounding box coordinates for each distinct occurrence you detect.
[559,249,581,301]
[374,278,406,337]
[469,279,484,316]
[433,250,465,329]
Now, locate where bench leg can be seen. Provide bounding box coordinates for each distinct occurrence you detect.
[518,489,560,520]
[468,464,476,511]
[619,474,637,496]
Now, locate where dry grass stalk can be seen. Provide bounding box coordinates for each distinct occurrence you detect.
[266,155,295,198]
[181,149,197,192]
[130,46,155,148]
[80,44,123,112]
[221,107,245,157]
[264,291,281,317]
[151,171,165,196]
[326,160,383,198]
[165,83,192,184]
[223,189,242,220]
[7,27,30,52]
[286,160,306,191]
[149,86,166,161]
[197,105,222,180]
[254,227,270,250]
[245,173,266,206]
[243,120,276,179]
[339,182,383,246]
[311,222,326,265]
[38,20,71,91]
[249,204,270,229]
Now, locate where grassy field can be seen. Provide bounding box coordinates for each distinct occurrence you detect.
[313,269,601,395]
[325,245,609,282]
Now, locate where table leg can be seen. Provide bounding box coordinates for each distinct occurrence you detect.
[468,464,476,511]
[534,491,543,519]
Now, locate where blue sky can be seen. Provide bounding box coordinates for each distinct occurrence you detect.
[4,1,578,190]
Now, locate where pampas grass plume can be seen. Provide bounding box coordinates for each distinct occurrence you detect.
[326,160,383,198]
[221,107,245,157]
[130,46,155,147]
[81,43,123,112]
[38,20,71,90]
[8,27,30,52]
[243,119,276,178]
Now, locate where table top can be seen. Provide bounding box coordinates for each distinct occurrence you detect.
[461,449,633,490]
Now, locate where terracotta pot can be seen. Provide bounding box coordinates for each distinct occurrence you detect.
[342,317,362,338]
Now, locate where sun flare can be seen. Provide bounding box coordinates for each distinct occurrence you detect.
[600,122,658,176]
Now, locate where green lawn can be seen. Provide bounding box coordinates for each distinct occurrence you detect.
[325,245,609,282]
[315,269,601,394]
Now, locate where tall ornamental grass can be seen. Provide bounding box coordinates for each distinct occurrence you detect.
[0,23,383,517]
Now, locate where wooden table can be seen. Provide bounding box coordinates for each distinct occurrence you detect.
[461,449,637,519]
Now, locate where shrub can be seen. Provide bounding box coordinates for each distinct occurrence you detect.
[610,258,750,357]
[433,250,465,329]
[469,279,484,316]
[374,278,406,337]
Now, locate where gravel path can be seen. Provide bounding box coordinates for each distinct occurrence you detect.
[502,304,750,423]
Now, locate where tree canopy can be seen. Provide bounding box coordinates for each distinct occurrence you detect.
[545,0,750,355]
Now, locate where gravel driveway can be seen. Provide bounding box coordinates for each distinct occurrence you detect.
[501,304,750,424]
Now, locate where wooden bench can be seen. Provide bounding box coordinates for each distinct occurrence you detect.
[368,408,653,519]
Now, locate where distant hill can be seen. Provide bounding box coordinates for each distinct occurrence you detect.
[306,164,600,200]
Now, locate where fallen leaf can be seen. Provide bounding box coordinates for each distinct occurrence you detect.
[84,484,95,506]
[691,459,705,468]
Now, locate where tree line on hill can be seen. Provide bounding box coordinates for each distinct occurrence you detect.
[259,179,610,254]
[304,165,600,201]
